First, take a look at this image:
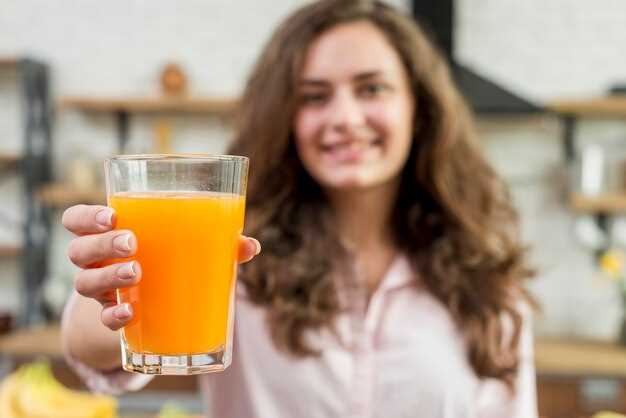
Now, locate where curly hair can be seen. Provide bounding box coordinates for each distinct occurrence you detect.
[228,0,535,389]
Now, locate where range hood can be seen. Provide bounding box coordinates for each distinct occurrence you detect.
[412,1,543,114]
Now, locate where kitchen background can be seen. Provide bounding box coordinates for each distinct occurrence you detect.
[1,1,626,417]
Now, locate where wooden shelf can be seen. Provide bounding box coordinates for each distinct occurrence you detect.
[0,325,200,394]
[0,245,22,258]
[549,96,626,117]
[4,329,626,383]
[37,183,106,208]
[60,96,239,116]
[0,324,62,358]
[0,153,21,170]
[0,57,19,68]
[570,192,626,214]
[536,337,626,378]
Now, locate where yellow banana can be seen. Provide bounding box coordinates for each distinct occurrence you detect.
[0,373,25,418]
[2,361,117,418]
[593,412,626,418]
[159,402,189,418]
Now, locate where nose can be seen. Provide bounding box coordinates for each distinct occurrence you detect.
[327,89,365,132]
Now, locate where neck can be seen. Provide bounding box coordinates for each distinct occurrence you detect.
[326,179,400,252]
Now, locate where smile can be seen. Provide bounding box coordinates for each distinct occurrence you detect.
[320,138,383,162]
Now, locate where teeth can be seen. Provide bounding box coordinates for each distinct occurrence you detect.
[324,140,377,150]
[320,138,383,154]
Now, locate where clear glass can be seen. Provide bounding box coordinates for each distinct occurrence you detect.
[104,154,248,375]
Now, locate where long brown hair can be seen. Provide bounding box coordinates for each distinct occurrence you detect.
[229,0,535,389]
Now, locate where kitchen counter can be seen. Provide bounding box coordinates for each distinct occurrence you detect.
[5,325,626,417]
[536,337,626,378]
[4,325,626,377]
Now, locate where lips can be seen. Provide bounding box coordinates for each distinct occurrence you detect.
[320,138,383,163]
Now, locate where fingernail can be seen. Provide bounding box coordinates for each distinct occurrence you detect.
[117,261,136,279]
[113,233,132,253]
[252,238,261,255]
[114,303,132,320]
[95,208,114,228]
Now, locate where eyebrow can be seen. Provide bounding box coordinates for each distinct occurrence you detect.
[299,71,383,87]
[353,71,382,81]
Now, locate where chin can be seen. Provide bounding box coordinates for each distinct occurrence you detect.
[320,174,381,191]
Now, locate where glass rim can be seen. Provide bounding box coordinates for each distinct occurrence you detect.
[106,153,249,163]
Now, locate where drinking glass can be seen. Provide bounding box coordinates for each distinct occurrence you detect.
[104,154,248,375]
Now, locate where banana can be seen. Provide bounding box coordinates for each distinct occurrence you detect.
[159,402,189,418]
[0,373,25,418]
[0,361,118,418]
[593,413,626,418]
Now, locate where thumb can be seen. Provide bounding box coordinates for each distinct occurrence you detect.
[238,236,261,263]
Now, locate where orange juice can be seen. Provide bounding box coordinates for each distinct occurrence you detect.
[109,191,245,355]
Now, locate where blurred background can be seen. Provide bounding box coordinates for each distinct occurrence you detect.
[1,1,626,417]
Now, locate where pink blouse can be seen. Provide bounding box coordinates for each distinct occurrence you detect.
[62,255,537,418]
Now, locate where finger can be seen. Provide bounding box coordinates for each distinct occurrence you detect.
[238,236,261,263]
[62,205,116,236]
[101,302,133,331]
[68,230,136,268]
[74,261,142,299]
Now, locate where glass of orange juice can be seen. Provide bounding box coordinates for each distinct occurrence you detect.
[104,154,248,375]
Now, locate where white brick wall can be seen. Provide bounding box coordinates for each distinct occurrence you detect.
[457,0,626,100]
[1,0,626,339]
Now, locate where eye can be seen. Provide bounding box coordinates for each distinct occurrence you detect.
[299,92,329,106]
[358,83,388,98]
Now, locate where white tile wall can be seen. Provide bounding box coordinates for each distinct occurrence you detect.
[457,0,626,101]
[1,0,626,340]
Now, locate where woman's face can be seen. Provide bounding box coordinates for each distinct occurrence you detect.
[294,20,415,192]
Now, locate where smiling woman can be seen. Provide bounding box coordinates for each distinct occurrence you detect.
[60,1,538,417]
[228,0,537,415]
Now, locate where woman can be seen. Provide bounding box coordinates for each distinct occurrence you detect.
[61,1,537,416]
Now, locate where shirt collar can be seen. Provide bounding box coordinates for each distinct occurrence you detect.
[375,254,415,293]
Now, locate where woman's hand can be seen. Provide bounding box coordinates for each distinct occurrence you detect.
[62,204,261,331]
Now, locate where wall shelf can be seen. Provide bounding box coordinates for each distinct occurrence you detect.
[0,57,19,68]
[0,153,22,170]
[37,183,105,208]
[60,96,239,116]
[550,97,626,254]
[0,245,22,258]
[536,337,626,378]
[547,96,626,163]
[549,96,626,117]
[59,95,239,151]
[0,324,61,357]
[570,192,626,214]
